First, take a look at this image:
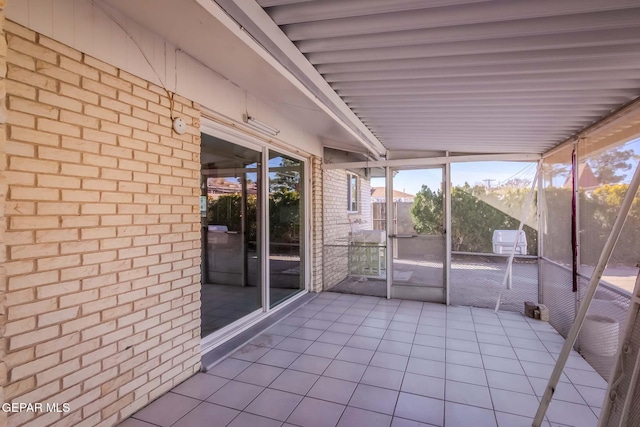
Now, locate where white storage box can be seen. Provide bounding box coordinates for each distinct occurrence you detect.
[492,230,527,255]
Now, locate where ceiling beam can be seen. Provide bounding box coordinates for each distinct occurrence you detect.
[308,28,640,64]
[283,0,640,40]
[330,70,640,88]
[323,153,542,169]
[336,80,640,96]
[316,44,640,74]
[297,9,640,52]
[267,0,487,25]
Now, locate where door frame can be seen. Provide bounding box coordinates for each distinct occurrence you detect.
[386,165,450,302]
[200,118,311,352]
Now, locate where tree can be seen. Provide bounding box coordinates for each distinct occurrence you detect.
[411,184,538,254]
[542,162,571,188]
[588,148,636,184]
[270,157,301,192]
[410,185,443,235]
[500,178,531,189]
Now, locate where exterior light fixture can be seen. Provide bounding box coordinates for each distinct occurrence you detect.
[243,114,280,136]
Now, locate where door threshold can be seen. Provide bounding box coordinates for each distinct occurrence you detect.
[201,292,317,371]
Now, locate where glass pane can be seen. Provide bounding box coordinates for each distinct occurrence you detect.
[269,151,304,307]
[201,134,262,337]
[349,175,358,211]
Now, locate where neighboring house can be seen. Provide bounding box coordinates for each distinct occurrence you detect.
[563,163,601,191]
[206,177,257,199]
[370,187,416,203]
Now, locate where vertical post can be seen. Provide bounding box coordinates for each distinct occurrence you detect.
[386,166,393,299]
[572,142,582,325]
[537,159,544,304]
[262,149,270,311]
[571,145,579,294]
[445,155,452,306]
[241,174,247,287]
[532,161,640,427]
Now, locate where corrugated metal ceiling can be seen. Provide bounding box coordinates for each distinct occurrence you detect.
[246,0,640,154]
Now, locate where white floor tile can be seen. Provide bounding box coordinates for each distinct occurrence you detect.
[479,343,517,359]
[564,368,607,389]
[490,388,540,418]
[361,366,405,390]
[446,338,480,353]
[445,380,493,409]
[411,344,446,362]
[407,357,446,379]
[495,411,550,427]
[445,364,488,387]
[401,372,445,400]
[445,401,497,427]
[446,349,484,368]
[349,384,399,415]
[546,399,598,427]
[486,371,534,395]
[286,397,345,427]
[528,377,586,405]
[128,293,610,427]
[514,348,556,365]
[575,384,606,408]
[395,392,444,426]
[338,407,392,427]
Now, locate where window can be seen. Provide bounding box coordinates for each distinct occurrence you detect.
[347,173,358,212]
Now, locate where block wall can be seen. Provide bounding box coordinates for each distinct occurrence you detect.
[2,21,201,427]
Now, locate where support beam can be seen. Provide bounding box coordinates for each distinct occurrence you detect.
[323,153,541,170]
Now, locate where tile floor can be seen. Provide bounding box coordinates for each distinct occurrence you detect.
[124,292,607,427]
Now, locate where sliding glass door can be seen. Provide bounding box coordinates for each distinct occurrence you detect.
[200,128,307,339]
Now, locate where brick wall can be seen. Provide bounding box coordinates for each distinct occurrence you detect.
[310,156,322,293]
[322,168,371,289]
[3,21,202,427]
[1,2,9,427]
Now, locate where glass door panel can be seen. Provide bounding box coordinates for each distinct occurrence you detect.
[390,168,446,303]
[268,151,305,307]
[200,134,262,337]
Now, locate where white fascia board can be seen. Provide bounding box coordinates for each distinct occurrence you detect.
[195,0,387,158]
[323,153,542,170]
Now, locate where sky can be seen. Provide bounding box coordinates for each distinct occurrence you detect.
[371,161,539,195]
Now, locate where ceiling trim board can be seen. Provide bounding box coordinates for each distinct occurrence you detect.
[323,153,542,169]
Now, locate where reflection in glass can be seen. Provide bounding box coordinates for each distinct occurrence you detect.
[200,134,262,337]
[269,151,304,307]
